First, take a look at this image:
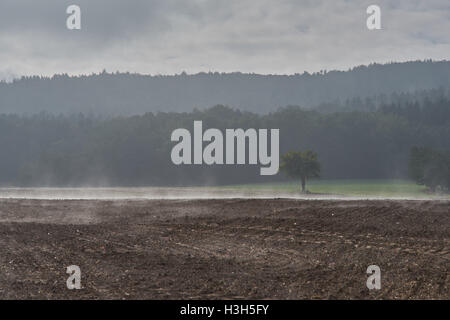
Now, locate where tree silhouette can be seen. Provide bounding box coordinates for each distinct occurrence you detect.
[280,150,321,193]
[409,147,450,192]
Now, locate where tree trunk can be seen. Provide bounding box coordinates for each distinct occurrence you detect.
[301,176,306,193]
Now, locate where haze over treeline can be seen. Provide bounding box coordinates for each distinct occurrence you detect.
[1,60,450,115]
[0,92,448,187]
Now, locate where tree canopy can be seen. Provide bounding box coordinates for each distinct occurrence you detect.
[409,147,450,192]
[280,150,321,192]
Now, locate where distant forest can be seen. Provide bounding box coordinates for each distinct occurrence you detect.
[0,92,448,187]
[1,60,450,115]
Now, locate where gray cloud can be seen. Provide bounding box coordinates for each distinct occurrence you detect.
[0,0,449,79]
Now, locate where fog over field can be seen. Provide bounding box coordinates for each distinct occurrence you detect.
[0,184,448,200]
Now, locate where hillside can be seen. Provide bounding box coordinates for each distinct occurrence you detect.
[1,60,450,115]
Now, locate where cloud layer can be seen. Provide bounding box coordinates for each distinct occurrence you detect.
[1,0,449,79]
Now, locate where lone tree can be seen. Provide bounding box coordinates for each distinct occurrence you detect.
[408,146,450,192]
[280,150,321,193]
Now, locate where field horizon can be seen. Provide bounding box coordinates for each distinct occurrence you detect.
[0,179,448,200]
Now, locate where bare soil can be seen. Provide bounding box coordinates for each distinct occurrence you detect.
[0,198,448,299]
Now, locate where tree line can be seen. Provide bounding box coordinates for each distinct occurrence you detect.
[0,97,448,187]
[1,60,450,116]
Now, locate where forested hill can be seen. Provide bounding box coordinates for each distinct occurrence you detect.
[1,60,450,115]
[0,100,448,187]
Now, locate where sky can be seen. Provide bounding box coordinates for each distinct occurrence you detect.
[0,0,450,80]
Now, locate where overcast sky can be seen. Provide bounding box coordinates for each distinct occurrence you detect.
[0,0,449,80]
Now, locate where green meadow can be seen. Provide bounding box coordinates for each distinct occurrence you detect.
[217,179,446,198]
